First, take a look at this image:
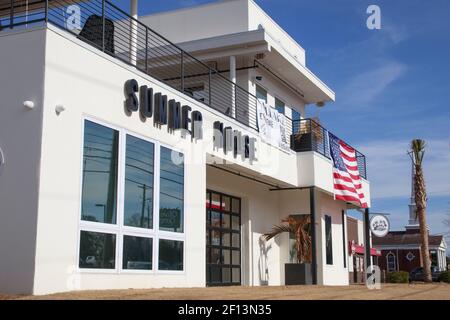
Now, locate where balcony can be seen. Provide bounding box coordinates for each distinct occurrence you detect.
[0,0,258,130]
[0,1,367,180]
[291,119,367,179]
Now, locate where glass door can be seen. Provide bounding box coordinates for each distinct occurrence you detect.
[206,190,241,286]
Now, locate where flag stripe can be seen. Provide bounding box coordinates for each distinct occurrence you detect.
[329,132,368,209]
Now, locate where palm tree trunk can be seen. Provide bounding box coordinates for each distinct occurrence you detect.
[415,165,432,282]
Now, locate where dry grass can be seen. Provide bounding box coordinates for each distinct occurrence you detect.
[2,283,449,300]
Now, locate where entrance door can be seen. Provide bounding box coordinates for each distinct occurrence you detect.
[206,190,241,286]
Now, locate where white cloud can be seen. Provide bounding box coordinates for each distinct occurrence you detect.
[358,139,450,199]
[338,61,407,108]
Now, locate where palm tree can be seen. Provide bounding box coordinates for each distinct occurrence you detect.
[263,215,312,263]
[409,139,432,282]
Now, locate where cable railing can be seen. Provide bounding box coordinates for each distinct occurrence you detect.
[291,119,367,179]
[0,0,258,131]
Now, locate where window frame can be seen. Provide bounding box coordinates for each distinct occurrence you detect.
[255,84,268,104]
[325,215,333,265]
[77,117,186,275]
[274,97,286,115]
[386,252,396,272]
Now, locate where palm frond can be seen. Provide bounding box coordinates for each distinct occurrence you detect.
[263,224,292,241]
[410,139,426,165]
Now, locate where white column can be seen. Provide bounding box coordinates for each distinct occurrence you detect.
[130,0,138,66]
[230,55,236,118]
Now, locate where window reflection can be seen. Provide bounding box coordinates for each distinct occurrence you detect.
[124,135,154,229]
[159,239,183,271]
[81,121,118,224]
[159,147,184,233]
[79,231,116,269]
[122,235,152,270]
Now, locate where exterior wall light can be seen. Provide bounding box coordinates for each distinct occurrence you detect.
[255,76,263,81]
[316,101,325,107]
[55,105,66,115]
[23,100,35,110]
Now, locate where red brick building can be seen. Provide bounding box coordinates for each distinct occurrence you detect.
[373,230,446,273]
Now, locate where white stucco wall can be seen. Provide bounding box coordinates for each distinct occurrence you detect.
[316,192,349,285]
[139,0,306,65]
[0,23,368,294]
[0,28,47,294]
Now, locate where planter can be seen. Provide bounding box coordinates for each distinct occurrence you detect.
[290,133,312,152]
[285,263,312,285]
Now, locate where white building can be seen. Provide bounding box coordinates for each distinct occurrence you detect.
[0,0,371,295]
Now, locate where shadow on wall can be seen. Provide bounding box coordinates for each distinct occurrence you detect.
[258,236,271,285]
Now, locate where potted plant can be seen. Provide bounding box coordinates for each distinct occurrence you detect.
[262,215,313,285]
[290,117,323,152]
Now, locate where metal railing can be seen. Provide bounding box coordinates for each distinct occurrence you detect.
[291,119,367,179]
[0,0,258,131]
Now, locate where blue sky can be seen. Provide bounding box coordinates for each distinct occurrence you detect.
[114,0,450,245]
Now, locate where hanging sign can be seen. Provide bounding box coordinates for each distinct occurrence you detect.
[256,101,290,153]
[369,214,390,237]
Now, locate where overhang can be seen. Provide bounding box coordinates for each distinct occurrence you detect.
[174,28,335,104]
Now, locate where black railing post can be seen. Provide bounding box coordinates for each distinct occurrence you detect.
[234,83,237,121]
[209,69,212,107]
[364,208,371,283]
[322,126,326,156]
[309,119,314,152]
[9,0,13,29]
[145,28,149,73]
[102,0,106,52]
[363,155,367,179]
[180,51,184,92]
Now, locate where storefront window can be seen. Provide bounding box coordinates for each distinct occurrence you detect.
[325,215,333,265]
[79,231,116,269]
[81,120,118,224]
[159,147,184,233]
[122,235,153,270]
[159,239,183,271]
[124,135,154,229]
[79,120,185,272]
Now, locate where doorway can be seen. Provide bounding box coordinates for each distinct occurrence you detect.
[206,190,241,286]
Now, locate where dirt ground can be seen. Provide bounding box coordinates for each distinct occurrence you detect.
[1,283,449,300]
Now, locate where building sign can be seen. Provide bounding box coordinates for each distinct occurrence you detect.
[369,214,390,237]
[257,101,290,153]
[213,121,257,162]
[124,79,203,139]
[159,208,181,231]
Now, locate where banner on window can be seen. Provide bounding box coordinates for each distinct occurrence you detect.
[257,101,290,153]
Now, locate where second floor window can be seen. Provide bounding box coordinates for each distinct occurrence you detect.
[256,85,267,104]
[275,98,285,115]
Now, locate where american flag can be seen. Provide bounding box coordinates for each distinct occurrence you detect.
[329,133,367,208]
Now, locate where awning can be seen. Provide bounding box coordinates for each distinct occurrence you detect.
[349,241,381,257]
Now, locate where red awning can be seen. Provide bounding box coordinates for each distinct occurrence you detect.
[349,241,381,256]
